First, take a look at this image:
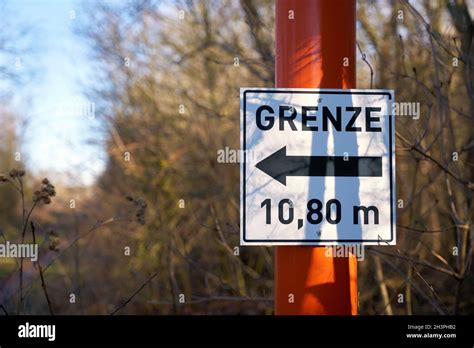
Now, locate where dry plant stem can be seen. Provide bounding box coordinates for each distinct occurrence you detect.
[43,217,115,273]
[446,175,470,313]
[4,217,117,306]
[167,229,178,315]
[406,266,414,315]
[406,240,424,315]
[374,256,393,315]
[187,296,273,305]
[145,296,273,306]
[18,202,37,313]
[0,304,8,315]
[72,211,83,313]
[210,204,248,295]
[110,273,157,315]
[370,250,446,314]
[454,278,465,314]
[19,177,25,225]
[371,243,452,314]
[377,279,409,315]
[396,131,474,190]
[30,222,54,315]
[397,224,458,233]
[406,159,421,315]
[372,239,453,310]
[371,248,461,279]
[208,204,260,280]
[356,41,374,88]
[171,242,241,295]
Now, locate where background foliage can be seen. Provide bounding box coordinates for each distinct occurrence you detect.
[0,0,473,315]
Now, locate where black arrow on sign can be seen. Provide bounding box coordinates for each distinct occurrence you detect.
[255,146,382,185]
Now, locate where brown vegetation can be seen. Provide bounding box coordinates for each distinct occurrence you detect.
[0,0,472,315]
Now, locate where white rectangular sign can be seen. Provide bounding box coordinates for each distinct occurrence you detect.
[240,88,396,245]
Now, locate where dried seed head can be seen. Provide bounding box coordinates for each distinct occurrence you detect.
[8,168,25,178]
[48,230,60,251]
[126,195,147,225]
[33,178,56,204]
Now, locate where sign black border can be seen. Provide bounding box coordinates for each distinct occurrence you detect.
[242,89,394,244]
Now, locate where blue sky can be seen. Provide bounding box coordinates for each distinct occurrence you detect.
[2,0,107,186]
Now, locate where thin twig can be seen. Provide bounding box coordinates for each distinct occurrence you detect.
[396,131,474,190]
[374,256,393,315]
[188,296,273,304]
[110,273,157,315]
[31,221,54,315]
[374,238,455,312]
[369,247,461,279]
[43,217,116,273]
[356,41,374,88]
[146,296,273,306]
[376,279,408,315]
[369,250,447,314]
[19,177,26,228]
[397,223,458,233]
[5,217,118,305]
[0,304,8,315]
[210,204,260,280]
[19,202,37,313]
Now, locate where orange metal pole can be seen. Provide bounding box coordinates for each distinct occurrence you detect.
[275,0,358,315]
